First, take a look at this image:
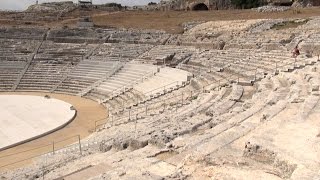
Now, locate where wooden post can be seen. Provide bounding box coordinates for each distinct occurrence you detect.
[112,115,114,126]
[181,92,184,105]
[52,141,55,154]
[254,69,257,81]
[163,100,166,112]
[128,108,131,121]
[134,116,138,138]
[78,135,82,155]
[42,165,45,180]
[145,104,148,115]
[176,101,178,112]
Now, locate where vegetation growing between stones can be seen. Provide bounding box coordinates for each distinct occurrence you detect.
[271,19,309,30]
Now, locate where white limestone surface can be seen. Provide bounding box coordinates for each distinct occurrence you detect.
[134,67,192,95]
[0,95,76,150]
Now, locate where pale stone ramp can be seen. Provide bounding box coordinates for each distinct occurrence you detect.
[133,67,192,95]
[0,95,76,151]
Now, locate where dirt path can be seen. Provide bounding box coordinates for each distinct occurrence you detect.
[0,92,107,171]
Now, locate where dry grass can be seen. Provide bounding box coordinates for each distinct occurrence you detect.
[1,8,319,32]
[91,8,320,33]
[271,19,309,30]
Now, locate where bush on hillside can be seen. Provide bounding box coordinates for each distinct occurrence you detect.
[231,0,266,9]
[103,3,122,9]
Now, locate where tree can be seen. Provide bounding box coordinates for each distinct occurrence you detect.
[148,2,157,6]
[104,3,123,9]
[231,0,264,9]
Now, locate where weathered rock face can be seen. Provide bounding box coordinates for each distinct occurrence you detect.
[26,1,76,12]
[160,0,233,10]
[312,0,320,6]
[243,142,297,179]
[159,0,318,11]
[292,0,320,7]
[267,0,292,5]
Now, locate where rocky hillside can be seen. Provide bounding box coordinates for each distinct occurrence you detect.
[26,1,76,12]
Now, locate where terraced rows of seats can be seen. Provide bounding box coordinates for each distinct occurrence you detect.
[103,67,191,113]
[54,60,118,95]
[1,17,320,179]
[91,43,154,62]
[86,63,157,101]
[0,39,40,91]
[165,68,320,179]
[85,75,229,143]
[107,29,171,45]
[223,32,292,51]
[135,45,198,65]
[0,27,46,40]
[180,49,317,86]
[17,61,320,179]
[300,32,320,54]
[47,28,114,43]
[16,41,95,92]
[14,76,254,179]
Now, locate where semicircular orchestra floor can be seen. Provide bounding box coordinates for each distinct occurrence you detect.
[0,92,107,170]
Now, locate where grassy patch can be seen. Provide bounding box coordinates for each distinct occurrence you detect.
[271,19,308,30]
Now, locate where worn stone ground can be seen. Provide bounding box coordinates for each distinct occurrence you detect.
[13,64,319,180]
[164,67,320,179]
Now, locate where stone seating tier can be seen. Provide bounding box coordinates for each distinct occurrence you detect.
[0,28,46,40]
[92,64,156,99]
[92,43,154,59]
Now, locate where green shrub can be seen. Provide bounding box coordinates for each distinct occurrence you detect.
[231,0,265,9]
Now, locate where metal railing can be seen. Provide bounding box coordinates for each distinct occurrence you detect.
[0,135,81,170]
[101,70,156,103]
[105,80,187,114]
[94,85,196,131]
[78,61,124,97]
[144,81,181,97]
[94,58,291,130]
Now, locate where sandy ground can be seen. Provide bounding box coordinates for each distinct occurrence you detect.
[0,92,107,170]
